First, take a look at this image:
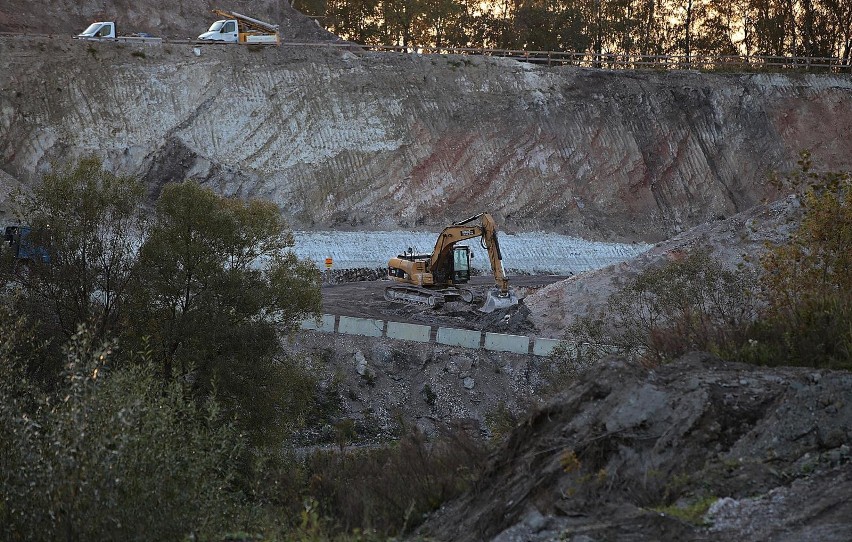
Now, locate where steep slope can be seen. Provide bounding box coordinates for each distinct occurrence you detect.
[1,35,851,240]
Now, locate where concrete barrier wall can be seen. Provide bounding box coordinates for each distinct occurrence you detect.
[436,327,482,349]
[533,338,561,357]
[386,321,432,343]
[338,315,385,337]
[484,332,530,354]
[301,314,337,333]
[302,313,561,356]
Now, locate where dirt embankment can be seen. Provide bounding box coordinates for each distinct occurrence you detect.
[525,195,803,338]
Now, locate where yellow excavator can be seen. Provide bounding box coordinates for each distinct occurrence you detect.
[385,212,519,313]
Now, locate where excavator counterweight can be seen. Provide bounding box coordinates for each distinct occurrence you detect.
[385,213,519,313]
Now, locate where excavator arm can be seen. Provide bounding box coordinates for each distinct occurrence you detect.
[430,213,511,296]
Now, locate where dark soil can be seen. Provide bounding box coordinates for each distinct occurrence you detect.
[321,274,565,334]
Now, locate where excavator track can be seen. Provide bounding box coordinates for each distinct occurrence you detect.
[384,285,447,308]
[384,284,476,308]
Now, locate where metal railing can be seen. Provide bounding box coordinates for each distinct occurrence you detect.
[4,32,850,73]
[351,44,851,73]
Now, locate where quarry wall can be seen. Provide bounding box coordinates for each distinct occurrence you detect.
[2,36,851,240]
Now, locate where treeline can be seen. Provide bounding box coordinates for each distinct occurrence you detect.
[295,0,852,62]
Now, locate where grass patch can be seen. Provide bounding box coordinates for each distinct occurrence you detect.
[654,496,718,525]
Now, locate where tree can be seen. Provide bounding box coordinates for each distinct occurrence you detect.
[382,0,423,46]
[635,0,663,55]
[125,181,322,442]
[751,158,852,368]
[821,0,852,64]
[2,157,146,382]
[693,0,740,56]
[749,0,793,56]
[421,0,465,48]
[326,0,383,43]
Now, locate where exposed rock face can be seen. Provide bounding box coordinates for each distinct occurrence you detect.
[1,36,851,241]
[416,353,852,541]
[286,331,547,443]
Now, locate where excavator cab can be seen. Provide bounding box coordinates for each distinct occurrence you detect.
[452,245,471,284]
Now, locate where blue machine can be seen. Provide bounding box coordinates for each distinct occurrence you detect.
[3,226,50,264]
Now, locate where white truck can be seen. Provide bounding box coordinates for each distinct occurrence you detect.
[76,22,162,43]
[197,10,280,45]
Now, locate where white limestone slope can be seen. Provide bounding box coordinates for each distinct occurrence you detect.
[292,230,650,274]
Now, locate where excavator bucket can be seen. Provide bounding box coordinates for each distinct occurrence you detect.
[479,288,519,313]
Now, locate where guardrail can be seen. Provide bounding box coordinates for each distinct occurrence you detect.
[301,313,560,357]
[4,32,849,73]
[354,44,851,72]
[274,41,852,73]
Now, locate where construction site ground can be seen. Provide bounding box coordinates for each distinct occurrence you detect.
[320,274,567,335]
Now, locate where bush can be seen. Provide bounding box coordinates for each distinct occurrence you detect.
[0,327,256,541]
[552,249,758,371]
[3,156,146,382]
[550,156,852,373]
[302,425,486,536]
[743,158,852,369]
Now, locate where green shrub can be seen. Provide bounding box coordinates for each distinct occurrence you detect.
[553,249,757,370]
[5,160,323,444]
[485,400,520,441]
[550,156,852,372]
[302,425,486,536]
[0,328,256,541]
[744,157,852,369]
[655,495,718,525]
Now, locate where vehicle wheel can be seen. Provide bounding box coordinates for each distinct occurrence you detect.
[460,289,474,303]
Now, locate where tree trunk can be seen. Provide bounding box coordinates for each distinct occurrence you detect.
[685,0,693,64]
[784,0,797,57]
[641,0,655,56]
[595,0,603,67]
